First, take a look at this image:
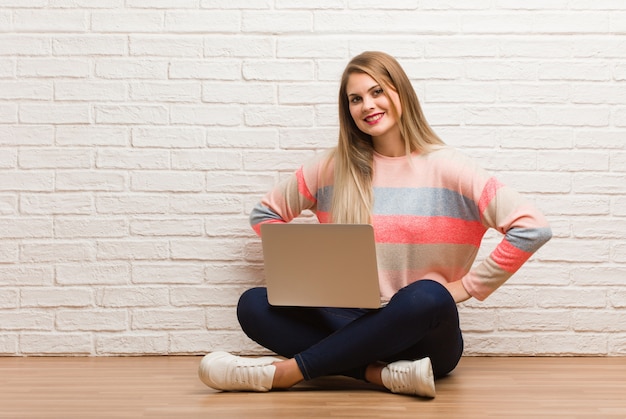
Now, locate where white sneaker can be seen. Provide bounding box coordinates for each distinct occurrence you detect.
[198,351,281,392]
[381,357,436,398]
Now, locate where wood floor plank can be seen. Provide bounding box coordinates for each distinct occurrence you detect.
[0,356,624,418]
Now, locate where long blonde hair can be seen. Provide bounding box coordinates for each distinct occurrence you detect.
[330,51,445,224]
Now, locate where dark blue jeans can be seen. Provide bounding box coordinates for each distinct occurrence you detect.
[237,279,463,381]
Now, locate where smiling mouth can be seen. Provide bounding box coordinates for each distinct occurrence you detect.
[364,113,384,124]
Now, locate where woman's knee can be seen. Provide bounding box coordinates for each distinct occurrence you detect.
[236,287,268,328]
[391,280,459,324]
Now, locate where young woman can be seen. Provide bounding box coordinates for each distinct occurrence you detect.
[198,51,552,397]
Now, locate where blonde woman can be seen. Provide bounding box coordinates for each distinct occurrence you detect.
[198,51,552,397]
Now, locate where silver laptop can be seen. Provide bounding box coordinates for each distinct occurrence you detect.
[260,223,384,309]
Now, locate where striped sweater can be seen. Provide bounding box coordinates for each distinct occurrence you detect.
[250,146,552,301]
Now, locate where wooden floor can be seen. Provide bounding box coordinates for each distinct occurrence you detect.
[0,356,624,418]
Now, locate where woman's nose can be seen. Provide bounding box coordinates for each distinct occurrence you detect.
[362,96,374,112]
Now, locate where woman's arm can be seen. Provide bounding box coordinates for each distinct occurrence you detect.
[445,280,471,304]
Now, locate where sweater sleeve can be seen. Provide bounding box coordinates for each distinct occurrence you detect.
[249,154,330,236]
[460,172,552,301]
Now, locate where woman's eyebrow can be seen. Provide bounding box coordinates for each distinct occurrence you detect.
[347,85,381,97]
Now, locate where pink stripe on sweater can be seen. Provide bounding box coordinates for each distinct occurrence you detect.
[373,215,486,246]
[252,219,285,236]
[478,177,504,215]
[490,239,532,273]
[296,167,316,203]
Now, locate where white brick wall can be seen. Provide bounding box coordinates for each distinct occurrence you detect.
[0,2,624,357]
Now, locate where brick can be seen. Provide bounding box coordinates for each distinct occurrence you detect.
[96,334,168,355]
[539,239,609,263]
[95,105,169,125]
[97,240,169,260]
[131,171,204,192]
[464,106,537,126]
[498,310,571,331]
[56,263,130,285]
[56,310,127,331]
[131,218,204,237]
[20,104,90,124]
[571,264,624,288]
[202,82,275,104]
[0,103,17,123]
[206,128,279,148]
[573,173,626,194]
[0,311,54,331]
[171,149,241,170]
[21,193,92,215]
[204,35,273,58]
[132,308,205,330]
[96,148,170,169]
[206,172,277,194]
[0,36,50,56]
[243,150,315,171]
[165,11,240,32]
[0,194,17,215]
[55,217,128,238]
[130,81,200,103]
[128,0,195,7]
[572,218,626,239]
[56,170,126,192]
[132,127,205,148]
[537,150,608,171]
[19,148,93,169]
[573,310,626,332]
[53,35,127,56]
[243,60,314,81]
[170,238,244,261]
[169,59,240,80]
[242,11,312,33]
[0,149,16,168]
[316,11,457,34]
[534,333,608,355]
[14,10,87,32]
[96,194,169,214]
[170,104,242,126]
[0,218,52,238]
[170,285,245,306]
[0,171,54,192]
[129,36,203,57]
[95,287,169,308]
[21,288,93,308]
[96,59,168,79]
[277,37,348,58]
[0,289,18,309]
[278,82,337,105]
[55,81,127,101]
[0,334,17,355]
[168,193,243,215]
[91,11,163,32]
[21,333,93,355]
[0,81,52,100]
[0,266,53,286]
[540,62,611,81]
[20,241,96,263]
[203,0,272,8]
[56,126,128,146]
[132,263,204,284]
[244,105,314,127]
[17,58,90,78]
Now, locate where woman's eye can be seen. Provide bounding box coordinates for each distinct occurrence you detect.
[373,88,383,96]
[350,96,361,104]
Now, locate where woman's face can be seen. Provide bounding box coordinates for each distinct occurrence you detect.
[346,72,403,149]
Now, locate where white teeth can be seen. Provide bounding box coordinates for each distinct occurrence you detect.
[365,113,383,122]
